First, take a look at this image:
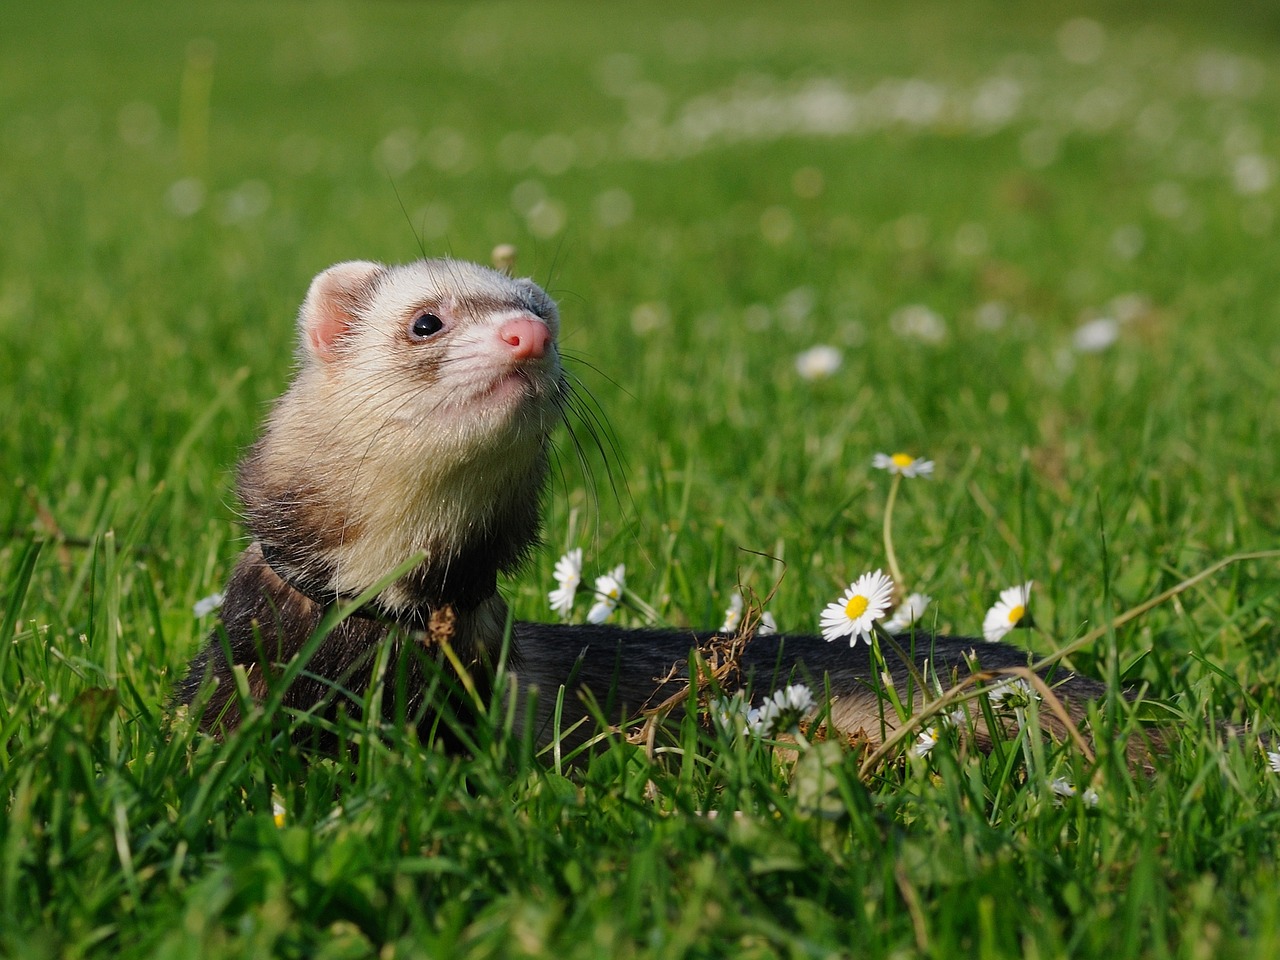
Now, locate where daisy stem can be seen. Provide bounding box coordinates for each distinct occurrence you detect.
[1014,707,1037,780]
[619,587,661,624]
[882,473,905,591]
[870,633,909,724]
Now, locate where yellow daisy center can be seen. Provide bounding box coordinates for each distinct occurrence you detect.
[1007,604,1025,625]
[891,453,915,468]
[845,595,870,619]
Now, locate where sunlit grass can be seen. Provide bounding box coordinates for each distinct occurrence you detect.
[3,0,1280,956]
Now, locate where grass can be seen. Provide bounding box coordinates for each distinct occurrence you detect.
[3,0,1280,956]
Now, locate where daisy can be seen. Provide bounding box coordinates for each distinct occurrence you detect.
[911,725,941,759]
[795,344,842,380]
[1048,777,1075,803]
[1049,777,1099,807]
[872,452,935,478]
[746,683,816,738]
[983,580,1034,642]
[1073,316,1120,353]
[586,564,626,624]
[986,677,1039,711]
[820,569,895,645]
[547,548,583,617]
[889,304,947,343]
[1267,748,1280,774]
[882,592,932,633]
[758,611,778,636]
[720,592,744,633]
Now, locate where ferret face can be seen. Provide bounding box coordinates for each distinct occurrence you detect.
[296,258,563,455]
[246,258,565,611]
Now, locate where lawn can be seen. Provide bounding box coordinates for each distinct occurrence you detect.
[2,1,1279,956]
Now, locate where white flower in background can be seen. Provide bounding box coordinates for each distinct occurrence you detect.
[193,593,224,618]
[720,592,777,635]
[1073,317,1120,353]
[911,725,941,759]
[1233,153,1272,195]
[986,677,1039,711]
[872,452,935,478]
[889,304,947,343]
[983,581,1034,642]
[586,565,626,624]
[746,683,816,737]
[721,592,744,633]
[820,569,895,645]
[883,593,932,633]
[548,548,583,617]
[795,344,842,380]
[1049,777,1099,807]
[710,693,749,737]
[1267,748,1280,774]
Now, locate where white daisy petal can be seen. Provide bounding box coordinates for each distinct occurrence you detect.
[987,677,1039,710]
[883,592,932,633]
[1049,777,1099,807]
[911,725,940,759]
[982,580,1034,642]
[795,344,843,380]
[1049,777,1076,802]
[746,683,816,737]
[193,593,225,618]
[872,452,935,478]
[720,592,744,633]
[548,548,584,617]
[586,564,626,624]
[820,569,895,645]
[548,585,575,617]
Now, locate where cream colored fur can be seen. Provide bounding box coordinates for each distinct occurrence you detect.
[260,259,561,612]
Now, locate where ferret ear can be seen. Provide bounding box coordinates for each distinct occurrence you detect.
[299,260,385,362]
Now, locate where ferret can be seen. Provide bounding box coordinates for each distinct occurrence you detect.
[178,258,1109,755]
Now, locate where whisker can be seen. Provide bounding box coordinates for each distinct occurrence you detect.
[387,175,427,261]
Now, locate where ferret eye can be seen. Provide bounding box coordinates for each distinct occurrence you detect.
[410,313,444,338]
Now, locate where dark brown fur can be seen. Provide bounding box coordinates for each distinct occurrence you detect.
[512,623,1109,753]
[176,543,500,750]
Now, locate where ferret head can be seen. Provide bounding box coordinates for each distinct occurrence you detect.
[241,258,565,617]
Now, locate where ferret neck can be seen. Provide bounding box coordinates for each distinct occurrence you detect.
[258,540,496,625]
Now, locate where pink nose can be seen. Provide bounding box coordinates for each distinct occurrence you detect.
[498,316,551,360]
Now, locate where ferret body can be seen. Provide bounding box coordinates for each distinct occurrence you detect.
[179,259,1105,753]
